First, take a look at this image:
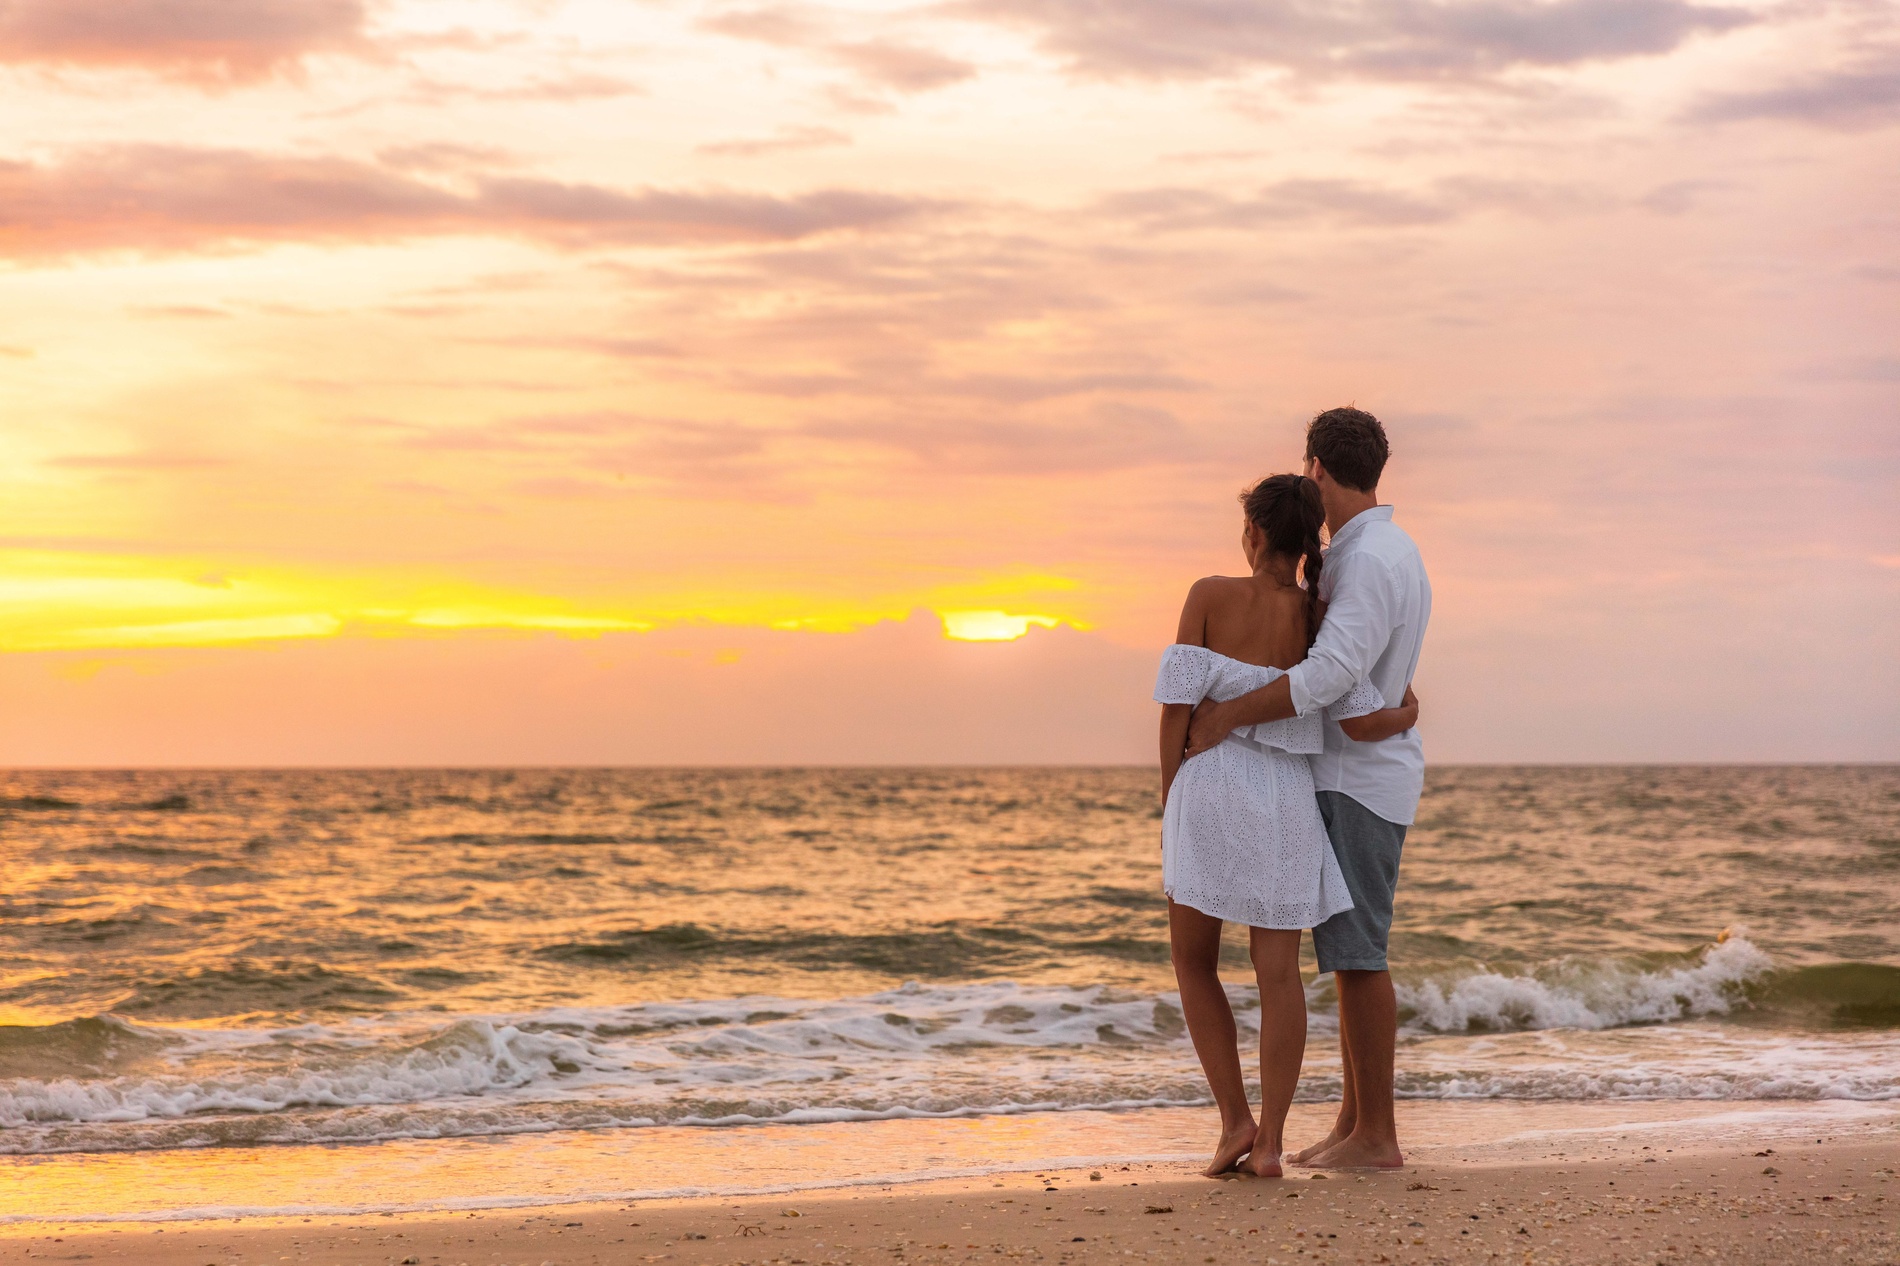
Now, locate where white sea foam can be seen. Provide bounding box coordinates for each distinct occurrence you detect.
[1396,934,1776,1033]
[3,939,1896,1156]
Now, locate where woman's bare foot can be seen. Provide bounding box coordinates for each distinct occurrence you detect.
[1302,1132,1404,1170]
[1203,1122,1258,1177]
[1241,1145,1283,1178]
[1288,1126,1350,1166]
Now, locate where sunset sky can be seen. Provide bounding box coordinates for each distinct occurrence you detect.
[1,0,1895,765]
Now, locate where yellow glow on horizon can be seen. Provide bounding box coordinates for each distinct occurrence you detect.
[404,609,654,634]
[55,613,345,648]
[939,610,1065,641]
[0,552,1097,651]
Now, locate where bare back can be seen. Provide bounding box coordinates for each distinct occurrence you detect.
[1175,574,1311,671]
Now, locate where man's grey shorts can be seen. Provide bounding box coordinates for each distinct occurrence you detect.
[1311,790,1407,974]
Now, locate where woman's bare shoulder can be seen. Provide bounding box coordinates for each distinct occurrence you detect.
[1187,574,1250,596]
[1183,575,1251,614]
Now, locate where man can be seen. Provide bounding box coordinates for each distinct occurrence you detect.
[1183,406,1432,1169]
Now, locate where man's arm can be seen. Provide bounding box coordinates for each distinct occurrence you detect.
[1184,675,1293,757]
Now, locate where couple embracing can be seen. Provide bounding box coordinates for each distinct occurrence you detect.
[1155,406,1431,1178]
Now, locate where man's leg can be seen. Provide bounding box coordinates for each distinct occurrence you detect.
[1299,791,1406,1169]
[1318,968,1401,1167]
[1289,971,1357,1164]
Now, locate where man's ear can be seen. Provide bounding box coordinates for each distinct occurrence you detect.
[1304,455,1327,485]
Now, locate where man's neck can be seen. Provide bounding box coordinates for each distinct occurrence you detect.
[1324,488,1380,536]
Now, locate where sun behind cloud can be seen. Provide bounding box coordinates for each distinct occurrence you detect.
[939,610,1065,641]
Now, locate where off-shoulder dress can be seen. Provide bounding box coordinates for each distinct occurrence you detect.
[1154,643,1387,929]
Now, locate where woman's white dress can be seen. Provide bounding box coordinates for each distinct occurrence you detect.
[1154,644,1386,929]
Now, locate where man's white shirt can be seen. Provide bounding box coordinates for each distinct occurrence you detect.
[1281,505,1432,826]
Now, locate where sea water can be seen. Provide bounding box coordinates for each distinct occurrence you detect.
[1,766,1895,1217]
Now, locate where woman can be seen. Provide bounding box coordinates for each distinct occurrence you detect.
[1155,473,1418,1177]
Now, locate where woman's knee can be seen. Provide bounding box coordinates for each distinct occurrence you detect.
[1249,932,1302,984]
[1170,939,1220,977]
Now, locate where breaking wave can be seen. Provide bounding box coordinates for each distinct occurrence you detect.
[1396,933,1775,1032]
[3,937,1898,1155]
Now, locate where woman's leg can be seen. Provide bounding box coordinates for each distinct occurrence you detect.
[1168,899,1256,1176]
[1243,927,1307,1177]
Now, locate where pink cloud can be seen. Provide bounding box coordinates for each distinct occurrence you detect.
[830,40,975,91]
[1689,51,1900,130]
[953,0,1753,83]
[0,0,368,82]
[701,10,975,94]
[0,146,941,260]
[698,126,852,158]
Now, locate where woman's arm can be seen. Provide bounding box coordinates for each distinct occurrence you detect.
[1159,703,1192,808]
[1159,581,1216,807]
[1336,685,1419,743]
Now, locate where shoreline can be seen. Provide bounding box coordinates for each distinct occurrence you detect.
[2,1099,1896,1266]
[2,1131,1893,1265]
[4,1100,1897,1226]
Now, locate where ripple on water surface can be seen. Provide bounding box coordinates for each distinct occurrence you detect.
[0,765,1895,1157]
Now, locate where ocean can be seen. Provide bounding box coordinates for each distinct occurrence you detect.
[1,765,1896,1218]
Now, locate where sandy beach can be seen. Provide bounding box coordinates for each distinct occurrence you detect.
[6,1126,1892,1266]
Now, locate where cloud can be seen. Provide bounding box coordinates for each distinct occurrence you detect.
[806,400,1197,474]
[829,40,975,91]
[1688,54,1900,129]
[702,7,976,93]
[487,335,683,360]
[698,126,853,157]
[955,0,1752,82]
[1639,178,1728,214]
[399,71,646,105]
[1100,179,1454,229]
[701,7,825,46]
[1797,355,1900,383]
[475,177,933,244]
[378,412,785,496]
[1098,176,1587,230]
[724,367,1198,403]
[48,450,230,470]
[374,142,517,173]
[129,303,232,318]
[0,0,368,81]
[0,145,940,260]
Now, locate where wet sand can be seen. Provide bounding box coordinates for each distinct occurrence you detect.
[5,1133,1893,1266]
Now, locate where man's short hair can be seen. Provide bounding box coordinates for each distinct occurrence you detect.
[1305,407,1388,492]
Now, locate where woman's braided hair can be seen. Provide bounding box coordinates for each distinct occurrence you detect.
[1240,473,1326,645]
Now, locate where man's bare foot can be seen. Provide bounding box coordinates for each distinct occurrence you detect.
[1202,1123,1258,1177]
[1241,1146,1283,1178]
[1303,1132,1404,1170]
[1288,1126,1351,1166]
